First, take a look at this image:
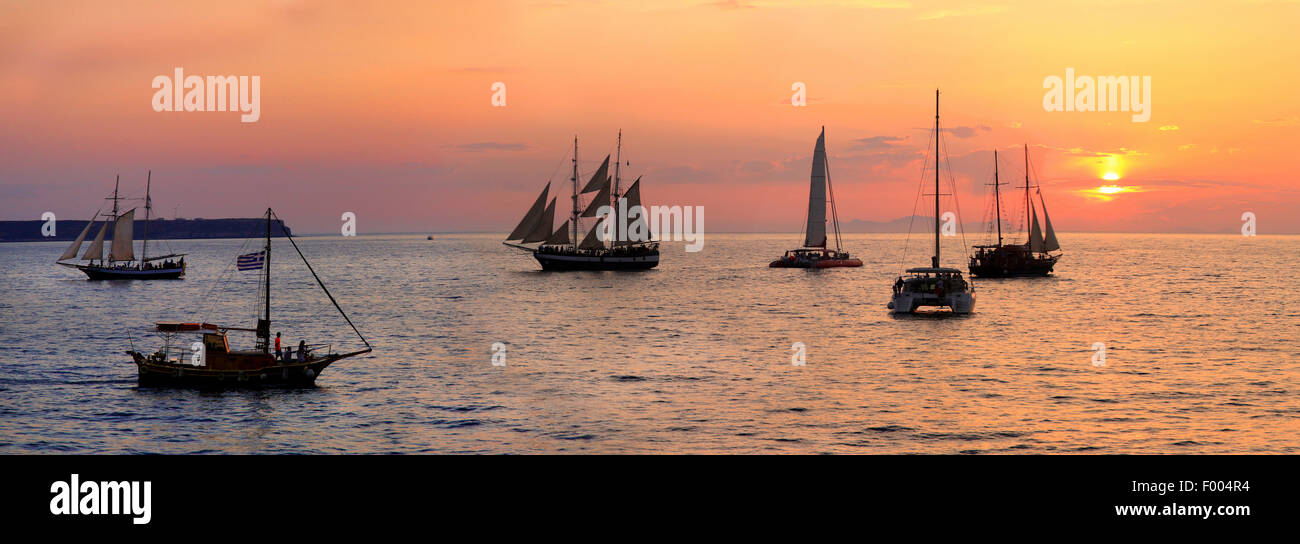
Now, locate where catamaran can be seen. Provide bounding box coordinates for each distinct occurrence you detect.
[126,208,371,387]
[56,172,186,280]
[769,127,862,268]
[889,90,976,314]
[504,131,659,270]
[969,144,1062,277]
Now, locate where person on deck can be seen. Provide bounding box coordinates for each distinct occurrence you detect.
[274,332,282,360]
[298,340,307,362]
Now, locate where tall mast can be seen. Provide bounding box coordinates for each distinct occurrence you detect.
[263,208,272,353]
[933,89,941,269]
[107,174,120,264]
[1024,143,1031,238]
[993,151,1003,246]
[612,130,621,247]
[571,136,579,246]
[142,170,151,262]
[825,126,843,252]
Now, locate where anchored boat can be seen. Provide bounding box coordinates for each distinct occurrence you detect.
[969,144,1062,277]
[126,208,371,387]
[769,127,862,269]
[56,172,186,280]
[504,132,659,271]
[889,90,976,315]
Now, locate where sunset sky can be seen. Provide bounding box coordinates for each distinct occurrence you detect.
[1,0,1296,234]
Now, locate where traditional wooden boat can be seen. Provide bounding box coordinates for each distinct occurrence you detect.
[889,90,976,314]
[57,172,187,280]
[969,144,1062,277]
[770,127,862,268]
[504,131,660,271]
[126,208,371,387]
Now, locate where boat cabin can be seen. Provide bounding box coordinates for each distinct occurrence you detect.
[894,267,970,295]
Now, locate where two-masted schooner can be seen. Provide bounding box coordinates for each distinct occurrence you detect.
[969,144,1062,277]
[56,172,186,280]
[126,208,371,387]
[770,127,862,268]
[504,132,659,270]
[889,90,976,314]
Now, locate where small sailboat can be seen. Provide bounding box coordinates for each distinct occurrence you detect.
[889,90,976,314]
[969,144,1062,277]
[769,127,862,268]
[56,172,186,280]
[126,208,371,387]
[504,131,659,271]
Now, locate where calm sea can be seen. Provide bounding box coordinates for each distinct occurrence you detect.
[1,233,1297,454]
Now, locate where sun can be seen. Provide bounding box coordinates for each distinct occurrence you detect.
[1102,172,1120,181]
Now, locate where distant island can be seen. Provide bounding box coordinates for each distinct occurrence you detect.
[0,217,292,243]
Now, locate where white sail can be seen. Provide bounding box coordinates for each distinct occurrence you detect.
[1029,205,1045,253]
[582,155,611,193]
[581,183,611,218]
[1039,191,1060,252]
[109,209,136,261]
[804,128,828,248]
[82,221,107,261]
[545,220,571,245]
[522,199,556,243]
[58,216,96,261]
[507,183,550,240]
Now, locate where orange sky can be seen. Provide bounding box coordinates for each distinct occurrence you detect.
[1,0,1297,234]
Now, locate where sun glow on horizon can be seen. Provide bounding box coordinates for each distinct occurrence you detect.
[1102,172,1120,181]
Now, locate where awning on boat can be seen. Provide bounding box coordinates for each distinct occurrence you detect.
[155,322,220,333]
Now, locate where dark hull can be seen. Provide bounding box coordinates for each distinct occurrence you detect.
[73,265,185,280]
[534,249,659,271]
[968,246,1059,278]
[131,353,341,388]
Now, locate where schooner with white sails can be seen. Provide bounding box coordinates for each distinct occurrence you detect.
[504,132,659,271]
[56,172,186,280]
[969,144,1062,277]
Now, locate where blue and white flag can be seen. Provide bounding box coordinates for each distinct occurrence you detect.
[237,250,265,271]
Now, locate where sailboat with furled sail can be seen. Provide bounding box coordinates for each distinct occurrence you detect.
[56,172,186,280]
[504,131,659,270]
[889,90,976,314]
[126,208,371,387]
[769,127,862,268]
[969,144,1062,277]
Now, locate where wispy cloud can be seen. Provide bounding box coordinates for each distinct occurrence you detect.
[454,142,529,152]
[1253,115,1298,126]
[917,4,1007,20]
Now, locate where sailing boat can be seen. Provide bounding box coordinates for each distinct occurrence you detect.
[56,172,186,280]
[769,127,862,268]
[126,208,371,387]
[968,144,1062,277]
[504,131,659,271]
[889,90,976,314]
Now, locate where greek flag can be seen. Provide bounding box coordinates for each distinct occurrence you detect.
[237,250,265,271]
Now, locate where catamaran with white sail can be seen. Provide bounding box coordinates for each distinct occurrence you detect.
[770,127,862,268]
[889,90,976,314]
[504,132,659,271]
[56,172,186,280]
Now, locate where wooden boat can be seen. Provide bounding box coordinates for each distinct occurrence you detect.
[57,172,187,280]
[126,208,371,387]
[889,90,976,314]
[769,127,863,268]
[969,145,1062,277]
[504,131,660,271]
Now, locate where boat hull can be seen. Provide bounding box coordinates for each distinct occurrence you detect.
[68,264,185,280]
[534,249,659,271]
[968,246,1059,278]
[889,291,976,314]
[130,351,341,388]
[769,258,863,268]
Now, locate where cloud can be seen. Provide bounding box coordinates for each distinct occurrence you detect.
[850,135,909,150]
[705,0,757,9]
[917,5,1008,20]
[1252,116,1298,126]
[1158,125,1179,131]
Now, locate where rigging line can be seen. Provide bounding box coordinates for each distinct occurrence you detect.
[938,124,971,261]
[898,121,935,274]
[826,151,843,251]
[198,222,261,323]
[272,211,371,349]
